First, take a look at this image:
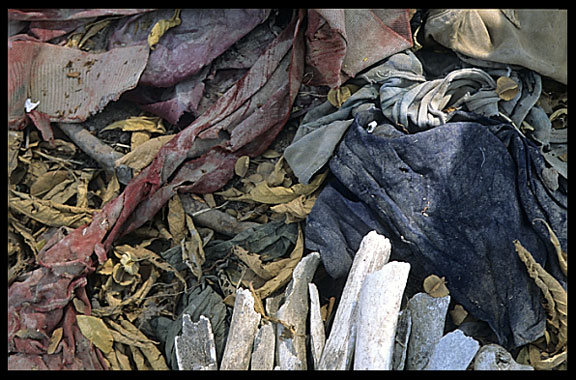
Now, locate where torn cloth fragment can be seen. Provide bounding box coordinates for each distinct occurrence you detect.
[305,110,567,349]
[8,37,149,129]
[423,9,567,85]
[304,9,413,88]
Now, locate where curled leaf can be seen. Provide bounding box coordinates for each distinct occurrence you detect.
[148,9,182,50]
[496,76,519,101]
[234,155,250,178]
[47,327,63,355]
[514,239,567,353]
[327,84,360,108]
[423,274,450,297]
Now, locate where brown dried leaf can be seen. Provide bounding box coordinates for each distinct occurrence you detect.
[148,9,181,50]
[167,194,187,243]
[234,155,250,177]
[496,76,520,101]
[514,240,567,352]
[9,189,96,228]
[47,327,63,355]
[76,315,114,354]
[29,169,69,198]
[423,274,450,297]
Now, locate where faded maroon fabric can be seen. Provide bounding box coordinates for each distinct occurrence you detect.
[108,9,271,88]
[8,8,154,42]
[305,9,413,88]
[7,37,149,141]
[107,9,271,124]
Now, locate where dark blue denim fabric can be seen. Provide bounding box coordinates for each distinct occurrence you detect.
[305,110,567,349]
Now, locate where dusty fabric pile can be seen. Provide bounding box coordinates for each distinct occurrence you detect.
[422,9,567,85]
[288,9,567,351]
[284,49,566,186]
[8,9,413,369]
[304,110,567,349]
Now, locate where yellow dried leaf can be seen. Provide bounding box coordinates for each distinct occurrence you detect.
[148,9,181,50]
[107,318,169,370]
[270,194,317,222]
[182,215,205,281]
[232,245,275,280]
[496,76,519,101]
[254,225,304,299]
[77,315,114,353]
[423,274,450,297]
[224,170,327,205]
[115,134,174,174]
[76,170,93,208]
[449,304,468,326]
[47,327,63,355]
[262,149,281,159]
[167,194,187,243]
[100,173,120,206]
[266,156,287,187]
[533,218,567,277]
[327,84,359,108]
[29,170,69,198]
[102,116,166,134]
[9,189,96,228]
[235,155,250,177]
[131,130,151,149]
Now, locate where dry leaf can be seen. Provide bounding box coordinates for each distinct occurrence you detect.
[234,155,250,177]
[254,225,304,299]
[220,170,327,205]
[47,327,63,355]
[29,170,69,198]
[167,194,187,243]
[266,156,287,187]
[115,134,174,174]
[449,304,468,326]
[182,214,205,281]
[270,194,317,223]
[102,116,166,134]
[327,84,359,108]
[9,189,96,228]
[496,76,519,101]
[76,315,114,353]
[533,218,567,276]
[148,9,181,50]
[514,239,567,357]
[106,318,169,370]
[423,274,450,297]
[131,130,151,149]
[76,170,94,208]
[100,173,120,206]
